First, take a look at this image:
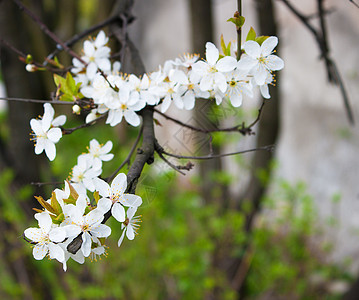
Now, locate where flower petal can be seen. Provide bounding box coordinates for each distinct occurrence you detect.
[47,128,62,143]
[48,243,65,262]
[85,209,104,226]
[111,173,127,196]
[94,178,111,198]
[243,41,261,58]
[205,42,219,65]
[121,194,142,207]
[266,55,284,71]
[97,197,112,213]
[52,115,66,127]
[124,110,140,127]
[30,119,43,135]
[237,56,257,71]
[33,244,48,260]
[24,228,43,242]
[42,103,54,131]
[118,230,126,247]
[81,232,92,257]
[49,227,66,243]
[126,225,135,240]
[229,92,243,107]
[261,36,278,57]
[260,84,270,99]
[216,56,237,73]
[91,224,111,238]
[44,140,56,161]
[35,212,52,233]
[111,202,126,222]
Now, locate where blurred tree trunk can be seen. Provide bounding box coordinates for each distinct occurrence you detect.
[240,0,280,229]
[232,0,281,298]
[189,0,229,206]
[189,1,231,299]
[0,1,117,298]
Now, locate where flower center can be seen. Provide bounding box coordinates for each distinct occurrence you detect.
[208,65,217,73]
[120,103,128,111]
[258,56,267,65]
[229,81,237,87]
[82,224,90,232]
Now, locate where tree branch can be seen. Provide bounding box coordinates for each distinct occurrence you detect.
[279,0,354,124]
[105,123,144,182]
[12,0,85,64]
[0,97,74,105]
[155,139,273,160]
[44,14,134,65]
[153,104,264,136]
[61,113,108,135]
[349,0,359,8]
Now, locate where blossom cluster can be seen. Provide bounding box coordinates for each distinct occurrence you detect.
[71,30,284,128]
[29,31,283,162]
[24,172,142,271]
[25,27,284,270]
[70,139,114,195]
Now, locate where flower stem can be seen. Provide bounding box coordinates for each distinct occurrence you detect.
[237,0,242,60]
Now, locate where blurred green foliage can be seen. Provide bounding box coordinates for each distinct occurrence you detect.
[0,108,353,299]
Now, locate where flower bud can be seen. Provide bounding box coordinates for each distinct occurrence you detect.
[72,104,81,115]
[25,64,37,72]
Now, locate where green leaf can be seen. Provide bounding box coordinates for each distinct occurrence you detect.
[59,94,74,102]
[25,54,33,64]
[220,34,226,55]
[35,196,56,215]
[53,73,65,88]
[246,27,256,41]
[255,35,269,45]
[51,212,65,225]
[67,180,79,200]
[66,72,76,93]
[93,191,100,204]
[220,35,232,57]
[53,56,64,68]
[227,16,245,29]
[50,191,63,215]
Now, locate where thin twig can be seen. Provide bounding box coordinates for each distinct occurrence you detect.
[61,113,107,135]
[349,0,359,8]
[30,181,63,187]
[156,150,186,175]
[0,39,63,73]
[153,107,257,135]
[279,0,354,124]
[247,100,266,128]
[43,14,131,65]
[237,0,242,60]
[156,140,273,160]
[12,0,85,64]
[0,97,74,105]
[106,124,144,182]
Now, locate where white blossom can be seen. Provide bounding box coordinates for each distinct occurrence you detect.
[118,207,141,247]
[237,36,284,85]
[192,42,237,93]
[30,103,66,161]
[24,212,66,262]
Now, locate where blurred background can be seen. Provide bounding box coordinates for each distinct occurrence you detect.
[0,0,359,299]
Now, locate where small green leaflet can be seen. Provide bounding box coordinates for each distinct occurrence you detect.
[53,72,83,102]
